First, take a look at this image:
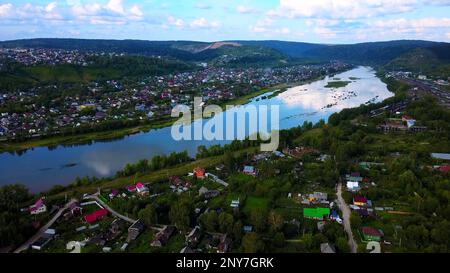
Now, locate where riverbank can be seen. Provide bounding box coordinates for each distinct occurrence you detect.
[0,75,329,154]
[48,146,258,199]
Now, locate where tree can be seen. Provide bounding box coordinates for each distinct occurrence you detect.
[169,199,190,230]
[218,212,234,234]
[273,232,285,248]
[267,210,284,232]
[138,204,157,227]
[232,221,243,241]
[200,211,218,232]
[250,208,268,232]
[242,232,264,253]
[224,150,234,171]
[336,237,350,253]
[350,212,362,230]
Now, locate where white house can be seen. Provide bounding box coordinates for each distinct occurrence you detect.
[29,198,47,215]
[346,181,360,192]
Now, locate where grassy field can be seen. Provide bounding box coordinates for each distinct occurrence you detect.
[242,196,270,214]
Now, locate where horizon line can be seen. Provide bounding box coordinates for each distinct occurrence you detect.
[1,37,449,46]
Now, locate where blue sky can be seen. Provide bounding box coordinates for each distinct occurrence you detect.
[0,0,449,43]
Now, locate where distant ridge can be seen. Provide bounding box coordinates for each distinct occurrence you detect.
[1,38,449,72]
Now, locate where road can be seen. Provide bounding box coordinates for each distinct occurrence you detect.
[14,199,78,253]
[336,183,358,253]
[88,194,136,224]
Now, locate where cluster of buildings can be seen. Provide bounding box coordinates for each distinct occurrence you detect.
[377,115,427,133]
[0,60,350,140]
[0,48,93,67]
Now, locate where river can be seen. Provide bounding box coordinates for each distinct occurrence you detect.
[0,66,393,192]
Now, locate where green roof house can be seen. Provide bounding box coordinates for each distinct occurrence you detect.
[303,208,330,220]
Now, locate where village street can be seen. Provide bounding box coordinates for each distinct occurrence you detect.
[336,183,358,253]
[14,199,78,253]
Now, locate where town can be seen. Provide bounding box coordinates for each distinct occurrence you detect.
[0,47,350,143]
[3,81,449,253]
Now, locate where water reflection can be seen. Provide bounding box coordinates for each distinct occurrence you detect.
[0,66,393,192]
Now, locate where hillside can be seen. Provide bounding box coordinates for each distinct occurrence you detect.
[0,39,290,67]
[386,46,450,77]
[1,38,450,72]
[0,55,194,89]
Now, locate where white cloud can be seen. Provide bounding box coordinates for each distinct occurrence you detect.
[1,2,63,21]
[271,0,419,19]
[166,16,185,28]
[70,0,143,24]
[371,17,450,29]
[106,0,125,15]
[0,3,12,17]
[250,18,292,35]
[189,17,221,29]
[236,5,258,14]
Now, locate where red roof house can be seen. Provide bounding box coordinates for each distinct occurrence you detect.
[193,167,206,179]
[439,165,450,173]
[84,209,108,224]
[353,196,368,206]
[127,185,137,192]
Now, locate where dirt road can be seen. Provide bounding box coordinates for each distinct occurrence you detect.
[336,183,358,253]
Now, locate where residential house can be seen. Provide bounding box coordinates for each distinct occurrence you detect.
[31,229,55,250]
[106,219,125,241]
[29,198,47,215]
[243,225,253,233]
[180,246,195,253]
[431,153,450,161]
[151,226,176,247]
[199,186,209,196]
[353,196,368,207]
[109,189,119,200]
[204,190,220,200]
[438,165,450,173]
[83,209,108,224]
[170,176,185,188]
[128,219,145,242]
[186,226,202,246]
[69,202,83,216]
[193,167,206,179]
[309,192,328,203]
[136,182,150,196]
[320,243,336,253]
[243,166,257,176]
[230,199,240,208]
[217,234,232,253]
[126,184,137,193]
[362,227,384,242]
[317,221,326,232]
[347,181,360,192]
[283,146,318,158]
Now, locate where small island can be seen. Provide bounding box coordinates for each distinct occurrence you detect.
[325,80,352,88]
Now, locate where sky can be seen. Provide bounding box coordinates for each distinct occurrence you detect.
[0,0,449,43]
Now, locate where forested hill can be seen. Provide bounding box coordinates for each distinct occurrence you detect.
[0,39,289,67]
[233,40,450,65]
[1,38,450,72]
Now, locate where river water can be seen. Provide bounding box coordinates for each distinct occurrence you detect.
[0,66,393,192]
